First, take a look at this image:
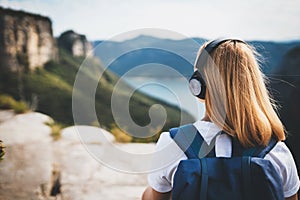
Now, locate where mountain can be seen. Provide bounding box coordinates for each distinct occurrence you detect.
[0,7,195,142]
[0,47,195,142]
[93,35,204,78]
[93,36,300,77]
[248,40,300,73]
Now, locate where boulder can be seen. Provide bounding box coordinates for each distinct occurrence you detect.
[0,111,154,199]
[0,111,53,200]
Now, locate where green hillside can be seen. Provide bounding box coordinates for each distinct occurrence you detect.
[0,49,194,142]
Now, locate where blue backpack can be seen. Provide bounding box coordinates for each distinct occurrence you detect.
[169,124,284,200]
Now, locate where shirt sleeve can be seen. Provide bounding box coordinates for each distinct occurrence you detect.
[266,142,300,197]
[147,132,187,193]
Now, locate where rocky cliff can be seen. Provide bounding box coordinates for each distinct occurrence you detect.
[0,7,58,71]
[58,30,93,57]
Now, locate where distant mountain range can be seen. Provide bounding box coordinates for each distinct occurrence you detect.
[93,35,300,77]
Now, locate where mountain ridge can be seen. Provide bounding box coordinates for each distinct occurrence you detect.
[93,35,300,77]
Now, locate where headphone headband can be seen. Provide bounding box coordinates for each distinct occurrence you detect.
[195,38,245,70]
[190,38,246,100]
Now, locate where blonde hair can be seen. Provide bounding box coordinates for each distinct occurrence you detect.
[198,40,285,147]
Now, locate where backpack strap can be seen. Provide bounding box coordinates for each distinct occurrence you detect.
[169,124,216,159]
[253,136,278,158]
[240,136,278,200]
[232,135,278,158]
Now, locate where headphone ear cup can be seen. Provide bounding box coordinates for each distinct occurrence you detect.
[189,71,206,100]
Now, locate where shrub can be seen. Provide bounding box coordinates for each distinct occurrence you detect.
[0,94,29,113]
[0,94,16,109]
[12,101,28,113]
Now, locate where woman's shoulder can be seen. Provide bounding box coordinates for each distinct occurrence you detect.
[155,131,187,160]
[265,141,296,168]
[268,141,295,157]
[265,141,300,197]
[155,132,175,149]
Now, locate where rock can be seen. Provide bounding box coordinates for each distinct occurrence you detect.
[59,125,115,144]
[53,126,153,200]
[0,111,154,199]
[0,112,53,145]
[52,141,152,200]
[0,111,53,200]
[0,109,14,123]
[58,30,93,57]
[0,7,58,71]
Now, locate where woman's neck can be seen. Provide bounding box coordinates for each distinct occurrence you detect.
[201,113,211,122]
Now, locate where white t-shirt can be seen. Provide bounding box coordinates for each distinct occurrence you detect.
[148,120,300,198]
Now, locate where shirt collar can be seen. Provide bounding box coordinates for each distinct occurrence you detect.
[193,120,221,145]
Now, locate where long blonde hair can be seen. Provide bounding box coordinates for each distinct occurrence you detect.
[198,40,285,147]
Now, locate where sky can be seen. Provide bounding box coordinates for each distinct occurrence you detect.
[0,0,300,42]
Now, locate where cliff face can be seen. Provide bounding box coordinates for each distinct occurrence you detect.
[58,30,93,57]
[0,7,58,71]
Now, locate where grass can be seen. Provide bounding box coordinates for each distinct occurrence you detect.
[45,121,64,141]
[0,94,29,113]
[110,126,132,143]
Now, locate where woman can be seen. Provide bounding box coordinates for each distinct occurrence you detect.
[142,39,299,200]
